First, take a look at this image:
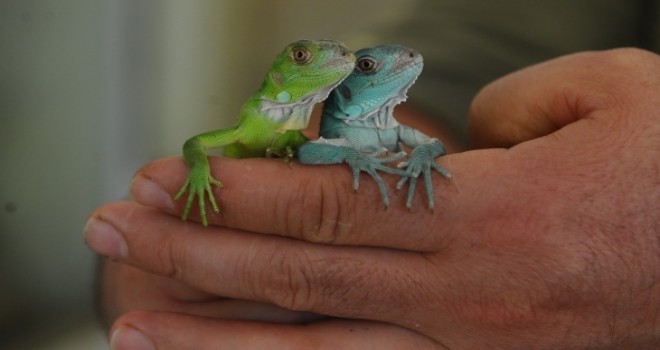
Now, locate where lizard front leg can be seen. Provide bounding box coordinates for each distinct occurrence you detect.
[298,139,407,207]
[395,125,451,210]
[175,127,240,226]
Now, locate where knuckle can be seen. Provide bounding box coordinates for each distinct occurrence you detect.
[258,245,317,311]
[156,234,187,280]
[256,244,416,318]
[286,173,356,245]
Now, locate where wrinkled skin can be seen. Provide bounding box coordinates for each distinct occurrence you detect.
[87,49,660,349]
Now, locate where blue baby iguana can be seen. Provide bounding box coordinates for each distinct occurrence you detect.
[176,40,356,226]
[298,45,450,209]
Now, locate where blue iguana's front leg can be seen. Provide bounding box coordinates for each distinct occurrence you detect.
[298,139,407,207]
[395,126,451,210]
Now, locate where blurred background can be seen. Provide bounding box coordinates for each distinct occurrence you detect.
[0,0,414,348]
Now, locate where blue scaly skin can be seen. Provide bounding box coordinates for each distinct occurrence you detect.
[298,45,450,209]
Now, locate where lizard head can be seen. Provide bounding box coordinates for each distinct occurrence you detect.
[333,45,424,119]
[260,39,356,104]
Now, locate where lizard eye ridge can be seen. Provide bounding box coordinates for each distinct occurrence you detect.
[291,47,312,64]
[356,57,378,74]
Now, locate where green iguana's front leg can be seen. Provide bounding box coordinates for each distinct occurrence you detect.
[175,128,240,226]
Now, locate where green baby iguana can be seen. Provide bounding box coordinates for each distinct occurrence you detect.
[176,40,356,225]
[298,45,450,209]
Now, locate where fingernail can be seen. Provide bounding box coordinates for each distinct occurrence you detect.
[84,218,128,259]
[111,326,155,350]
[131,175,174,211]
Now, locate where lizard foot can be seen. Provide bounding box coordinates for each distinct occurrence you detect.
[346,148,408,208]
[297,142,407,207]
[266,146,295,167]
[397,140,450,210]
[174,164,223,226]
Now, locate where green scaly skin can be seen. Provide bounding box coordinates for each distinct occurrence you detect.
[175,40,356,226]
[298,45,450,209]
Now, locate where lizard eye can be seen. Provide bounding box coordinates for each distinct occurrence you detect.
[291,47,312,64]
[356,57,377,74]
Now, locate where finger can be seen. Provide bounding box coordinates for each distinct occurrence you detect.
[197,187,208,226]
[131,156,463,251]
[351,164,361,191]
[423,167,434,210]
[110,311,441,350]
[99,260,319,327]
[86,201,428,323]
[378,151,406,163]
[432,162,451,179]
[405,175,417,209]
[468,48,653,148]
[396,174,409,189]
[365,168,390,208]
[180,180,193,221]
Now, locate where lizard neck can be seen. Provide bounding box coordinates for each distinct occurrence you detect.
[329,92,404,130]
[257,80,342,132]
[258,97,317,132]
[354,98,402,129]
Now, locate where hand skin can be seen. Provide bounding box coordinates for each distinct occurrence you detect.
[86,48,660,349]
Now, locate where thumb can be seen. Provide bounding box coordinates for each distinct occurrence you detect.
[467,48,649,148]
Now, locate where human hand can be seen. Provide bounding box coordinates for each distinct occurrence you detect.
[86,48,660,349]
